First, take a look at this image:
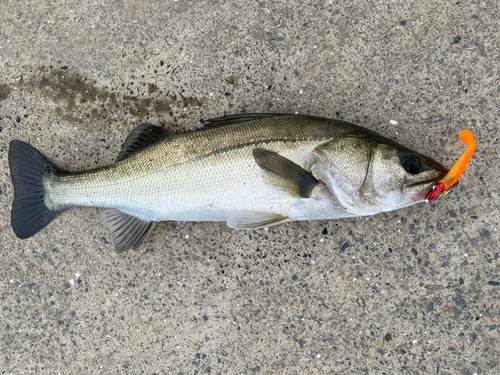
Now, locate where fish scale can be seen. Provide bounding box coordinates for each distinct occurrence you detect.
[43,116,346,222]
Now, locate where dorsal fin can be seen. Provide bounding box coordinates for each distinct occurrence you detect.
[204,113,284,127]
[117,123,174,161]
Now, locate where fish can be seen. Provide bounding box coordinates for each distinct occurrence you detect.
[9,113,447,252]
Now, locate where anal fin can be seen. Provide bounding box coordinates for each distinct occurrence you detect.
[227,210,289,230]
[101,209,156,253]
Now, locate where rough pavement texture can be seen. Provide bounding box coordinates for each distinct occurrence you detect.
[0,1,499,374]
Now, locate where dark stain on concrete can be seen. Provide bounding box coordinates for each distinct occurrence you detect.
[148,83,159,94]
[226,75,239,86]
[0,83,11,101]
[19,67,204,126]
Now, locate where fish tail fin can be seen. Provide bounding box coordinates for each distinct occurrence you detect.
[9,140,66,239]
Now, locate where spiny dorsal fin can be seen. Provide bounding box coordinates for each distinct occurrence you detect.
[253,148,318,198]
[101,209,156,253]
[227,210,289,230]
[117,123,174,161]
[204,113,283,127]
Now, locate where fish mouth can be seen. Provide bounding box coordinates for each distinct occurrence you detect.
[407,168,449,202]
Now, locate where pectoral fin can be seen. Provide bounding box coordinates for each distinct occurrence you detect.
[227,210,290,230]
[101,209,156,253]
[253,148,318,198]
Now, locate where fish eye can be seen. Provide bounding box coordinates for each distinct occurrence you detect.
[401,154,422,174]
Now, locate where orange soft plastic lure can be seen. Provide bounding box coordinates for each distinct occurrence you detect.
[426,130,475,202]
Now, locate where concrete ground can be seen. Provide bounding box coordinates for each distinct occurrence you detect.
[0,0,499,373]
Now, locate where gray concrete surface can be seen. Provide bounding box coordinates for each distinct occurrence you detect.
[0,0,499,373]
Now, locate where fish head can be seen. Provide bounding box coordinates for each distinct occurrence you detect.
[313,136,447,215]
